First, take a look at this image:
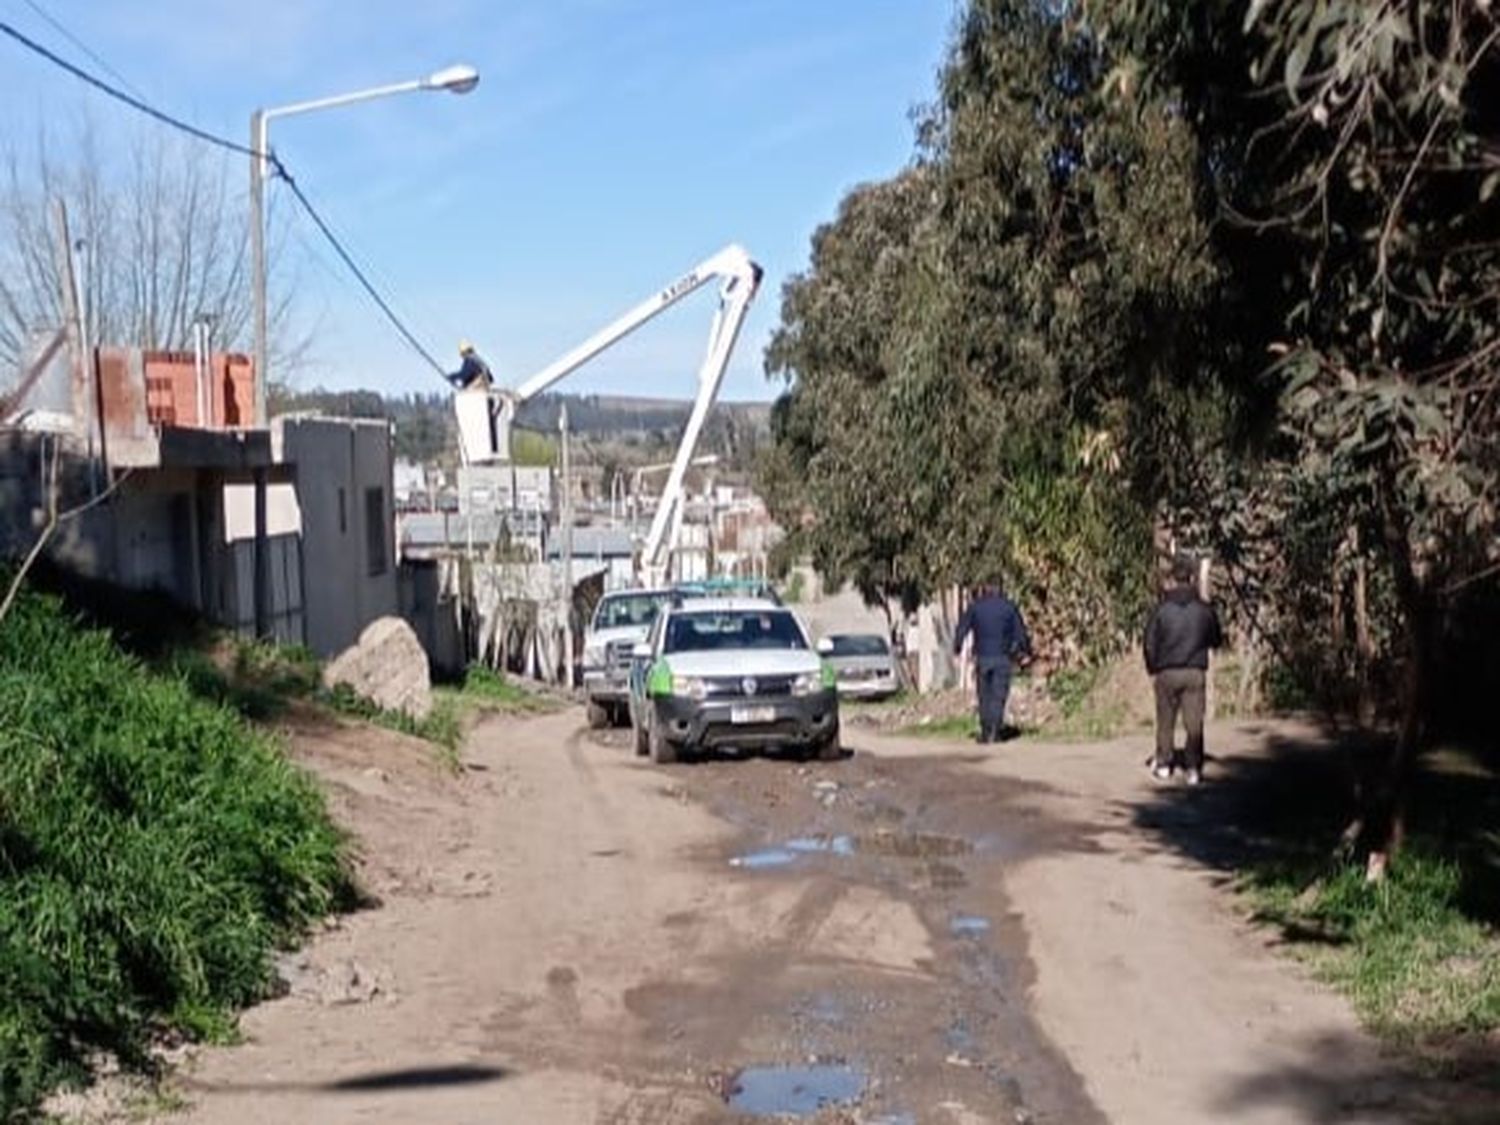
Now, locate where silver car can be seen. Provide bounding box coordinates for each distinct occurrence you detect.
[823,633,902,700]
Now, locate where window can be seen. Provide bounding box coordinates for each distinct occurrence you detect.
[664,610,808,655]
[828,634,889,657]
[593,592,671,630]
[365,487,388,576]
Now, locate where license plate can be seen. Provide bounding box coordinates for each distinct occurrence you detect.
[730,705,776,725]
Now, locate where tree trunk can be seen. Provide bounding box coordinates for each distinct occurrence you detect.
[1360,480,1434,878]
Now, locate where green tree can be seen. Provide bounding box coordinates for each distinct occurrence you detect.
[763,0,1218,660]
[1090,0,1500,859]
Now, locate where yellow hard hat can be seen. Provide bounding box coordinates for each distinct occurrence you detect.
[458,339,474,355]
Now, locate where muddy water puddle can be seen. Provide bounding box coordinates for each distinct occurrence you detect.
[725,1063,866,1116]
[729,830,972,870]
[679,750,1105,1124]
[950,913,993,937]
[730,834,855,869]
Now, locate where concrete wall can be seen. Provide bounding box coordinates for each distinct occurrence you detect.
[279,416,398,658]
[457,464,554,514]
[1,431,305,641]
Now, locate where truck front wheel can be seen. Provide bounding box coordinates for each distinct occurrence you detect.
[649,719,678,765]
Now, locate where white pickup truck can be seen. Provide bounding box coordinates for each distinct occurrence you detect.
[581,588,675,728]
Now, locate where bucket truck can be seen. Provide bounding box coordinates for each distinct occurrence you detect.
[454,244,762,582]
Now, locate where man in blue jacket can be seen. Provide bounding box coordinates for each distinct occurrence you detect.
[1143,556,1224,785]
[953,581,1032,743]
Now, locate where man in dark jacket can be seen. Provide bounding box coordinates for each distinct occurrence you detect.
[1143,556,1224,785]
[448,340,494,390]
[953,581,1032,744]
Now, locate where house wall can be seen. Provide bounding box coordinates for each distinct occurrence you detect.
[280,417,398,658]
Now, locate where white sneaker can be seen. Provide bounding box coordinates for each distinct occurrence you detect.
[1183,769,1202,787]
[1151,764,1174,782]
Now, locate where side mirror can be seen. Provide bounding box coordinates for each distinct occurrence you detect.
[815,637,834,656]
[631,643,653,660]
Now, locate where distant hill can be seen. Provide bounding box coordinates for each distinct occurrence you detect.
[269,386,772,470]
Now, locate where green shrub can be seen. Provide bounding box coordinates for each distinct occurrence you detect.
[0,582,352,1116]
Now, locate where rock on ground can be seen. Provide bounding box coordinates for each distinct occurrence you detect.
[322,617,432,719]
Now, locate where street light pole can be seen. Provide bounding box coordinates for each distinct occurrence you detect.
[249,108,269,426]
[248,64,479,427]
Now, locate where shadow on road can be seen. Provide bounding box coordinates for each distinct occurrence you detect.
[188,1062,510,1096]
[1128,724,1500,1122]
[1127,726,1500,923]
[325,1064,510,1092]
[1211,1030,1500,1125]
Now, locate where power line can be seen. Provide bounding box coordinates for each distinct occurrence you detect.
[276,173,446,374]
[16,0,149,101]
[0,15,449,379]
[0,17,260,158]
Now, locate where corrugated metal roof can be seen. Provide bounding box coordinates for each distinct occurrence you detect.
[399,511,545,548]
[546,526,635,559]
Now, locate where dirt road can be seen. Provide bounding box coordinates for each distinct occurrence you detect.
[176,708,1434,1124]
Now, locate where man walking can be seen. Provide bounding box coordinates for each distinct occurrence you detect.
[953,581,1032,744]
[1143,556,1224,785]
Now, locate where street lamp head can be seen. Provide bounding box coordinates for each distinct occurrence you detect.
[423,64,480,94]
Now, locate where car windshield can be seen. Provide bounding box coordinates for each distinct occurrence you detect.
[828,634,889,657]
[594,593,669,630]
[664,610,807,654]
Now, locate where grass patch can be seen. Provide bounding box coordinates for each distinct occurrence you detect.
[165,637,475,767]
[1246,849,1500,1048]
[455,665,552,713]
[0,580,352,1118]
[322,684,463,764]
[903,712,980,740]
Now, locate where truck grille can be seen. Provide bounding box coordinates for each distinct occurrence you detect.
[704,675,796,699]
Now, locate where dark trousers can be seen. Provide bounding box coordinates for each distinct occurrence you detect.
[1154,667,1206,770]
[976,657,1011,740]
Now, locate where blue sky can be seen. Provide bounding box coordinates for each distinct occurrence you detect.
[1,0,956,401]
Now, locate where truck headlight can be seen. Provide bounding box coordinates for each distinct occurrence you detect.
[672,675,707,701]
[792,672,821,697]
[583,642,606,668]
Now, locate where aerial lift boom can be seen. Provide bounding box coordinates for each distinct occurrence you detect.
[456,244,762,577]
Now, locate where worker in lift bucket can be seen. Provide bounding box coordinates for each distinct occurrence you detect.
[448,340,494,390]
[449,340,499,458]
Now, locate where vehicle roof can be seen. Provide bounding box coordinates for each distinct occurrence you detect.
[666,597,787,614]
[598,587,674,599]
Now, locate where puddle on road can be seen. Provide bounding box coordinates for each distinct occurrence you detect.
[725,1064,866,1116]
[729,831,974,870]
[730,835,854,869]
[950,914,992,937]
[858,830,972,859]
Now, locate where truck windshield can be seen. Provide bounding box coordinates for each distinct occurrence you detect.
[594,593,668,630]
[664,611,808,654]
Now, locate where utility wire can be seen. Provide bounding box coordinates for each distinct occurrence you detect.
[275,174,446,374]
[16,0,149,101]
[0,16,449,379]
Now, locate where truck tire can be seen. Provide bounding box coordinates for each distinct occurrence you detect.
[815,729,842,762]
[649,719,678,765]
[586,700,609,730]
